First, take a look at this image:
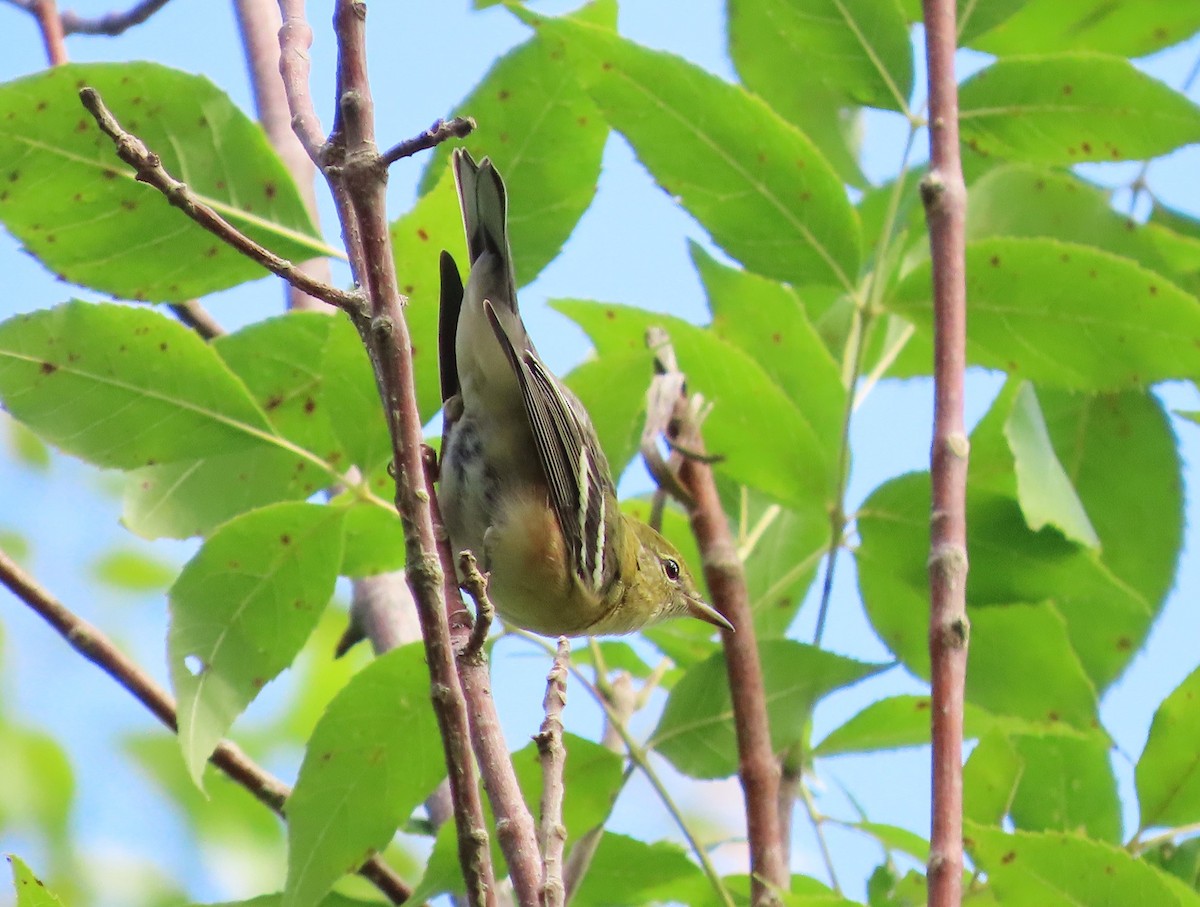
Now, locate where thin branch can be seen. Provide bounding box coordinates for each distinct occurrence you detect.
[512,628,734,907]
[794,770,840,895]
[646,328,788,906]
[0,547,412,904]
[276,0,328,164]
[27,0,69,64]
[77,87,364,315]
[0,0,179,35]
[233,0,332,312]
[381,116,477,167]
[457,550,494,662]
[921,1,971,905]
[168,300,225,339]
[536,639,570,907]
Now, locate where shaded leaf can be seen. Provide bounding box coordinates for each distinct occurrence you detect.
[0,63,330,302]
[91,548,176,592]
[169,503,345,784]
[1007,733,1121,842]
[570,833,707,907]
[651,639,883,778]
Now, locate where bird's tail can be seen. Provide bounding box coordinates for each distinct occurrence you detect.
[453,148,512,276]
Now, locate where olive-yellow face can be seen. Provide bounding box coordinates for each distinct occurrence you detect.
[626,519,732,632]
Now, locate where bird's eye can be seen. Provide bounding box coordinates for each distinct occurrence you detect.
[663,558,681,581]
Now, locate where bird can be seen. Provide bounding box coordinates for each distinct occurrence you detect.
[436,148,732,637]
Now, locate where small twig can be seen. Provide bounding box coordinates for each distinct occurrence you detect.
[381,116,477,167]
[921,1,971,905]
[25,0,69,64]
[641,329,695,509]
[276,0,328,164]
[0,547,412,904]
[536,638,570,907]
[0,0,177,35]
[77,86,363,316]
[168,300,225,340]
[457,551,494,662]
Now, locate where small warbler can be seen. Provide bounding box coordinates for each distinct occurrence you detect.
[437,149,732,637]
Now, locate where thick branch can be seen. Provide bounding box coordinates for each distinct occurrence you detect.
[536,639,570,907]
[78,87,363,315]
[921,1,970,905]
[0,547,411,904]
[647,329,787,906]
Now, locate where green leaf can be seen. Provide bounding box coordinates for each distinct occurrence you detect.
[201,895,381,907]
[1138,665,1200,831]
[0,301,279,468]
[860,386,1180,693]
[1004,382,1099,547]
[4,414,51,470]
[8,856,64,907]
[728,0,913,113]
[390,167,465,425]
[896,0,1029,45]
[420,0,612,288]
[972,2,1200,57]
[967,164,1200,296]
[169,502,345,784]
[122,446,325,540]
[958,54,1200,165]
[412,733,625,902]
[651,639,883,778]
[889,238,1200,390]
[0,63,331,302]
[0,722,74,841]
[537,15,861,291]
[966,824,1200,906]
[556,300,837,514]
[569,833,707,907]
[963,733,1021,826]
[285,643,444,907]
[855,821,929,862]
[337,499,405,578]
[91,548,176,591]
[967,603,1098,731]
[1145,838,1200,891]
[813,694,934,757]
[692,243,845,417]
[1007,733,1121,841]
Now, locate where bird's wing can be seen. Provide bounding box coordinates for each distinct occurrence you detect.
[438,250,464,404]
[483,299,612,594]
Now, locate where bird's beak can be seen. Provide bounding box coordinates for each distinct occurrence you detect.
[687,596,735,632]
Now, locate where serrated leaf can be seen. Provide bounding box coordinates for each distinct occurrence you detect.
[1138,666,1200,831]
[972,1,1200,57]
[651,639,883,778]
[0,63,332,302]
[1005,383,1099,547]
[728,0,913,113]
[537,15,861,291]
[888,238,1200,390]
[966,824,1200,906]
[958,54,1200,165]
[1145,838,1200,890]
[8,856,64,907]
[420,0,612,287]
[556,300,837,514]
[855,821,929,862]
[91,548,176,591]
[285,643,443,907]
[0,301,279,468]
[169,502,345,784]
